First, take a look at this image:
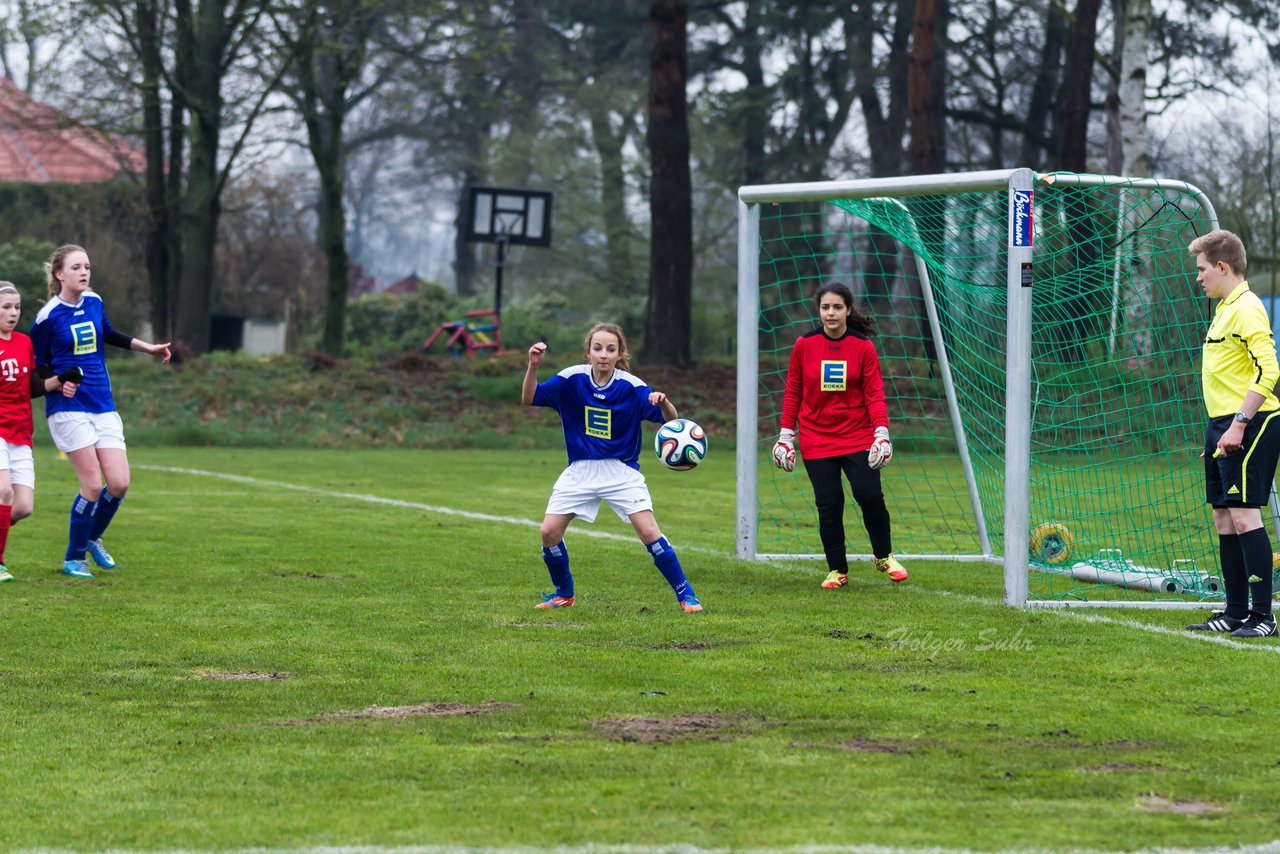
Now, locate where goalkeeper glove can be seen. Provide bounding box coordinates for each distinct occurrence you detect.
[772,428,796,472]
[56,366,83,384]
[867,426,893,470]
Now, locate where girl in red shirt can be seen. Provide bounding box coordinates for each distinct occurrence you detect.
[773,283,907,587]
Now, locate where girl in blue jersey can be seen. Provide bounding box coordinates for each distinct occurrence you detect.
[31,245,171,579]
[521,323,702,612]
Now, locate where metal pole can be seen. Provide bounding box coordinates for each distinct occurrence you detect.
[736,199,761,560]
[494,235,508,317]
[1004,168,1036,606]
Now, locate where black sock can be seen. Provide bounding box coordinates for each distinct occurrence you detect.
[1239,527,1274,617]
[1219,533,1249,619]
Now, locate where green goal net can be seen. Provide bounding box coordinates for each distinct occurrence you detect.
[736,170,1268,606]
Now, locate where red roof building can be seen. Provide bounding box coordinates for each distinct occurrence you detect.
[385,274,423,296]
[0,77,146,182]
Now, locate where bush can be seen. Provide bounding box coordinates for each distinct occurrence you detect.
[346,283,458,358]
[0,236,56,327]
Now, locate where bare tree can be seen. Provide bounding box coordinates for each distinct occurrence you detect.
[270,0,421,355]
[644,0,692,367]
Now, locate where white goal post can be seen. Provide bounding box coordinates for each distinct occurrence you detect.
[734,168,1280,608]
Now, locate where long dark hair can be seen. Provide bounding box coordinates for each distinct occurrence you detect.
[816,282,875,336]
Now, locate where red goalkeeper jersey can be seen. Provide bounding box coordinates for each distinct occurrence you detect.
[779,327,888,460]
[0,332,36,447]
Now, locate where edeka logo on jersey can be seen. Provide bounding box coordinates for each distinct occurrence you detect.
[1010,188,1033,248]
[71,321,97,355]
[820,360,847,391]
[584,406,612,439]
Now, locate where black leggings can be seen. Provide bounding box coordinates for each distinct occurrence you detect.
[802,451,892,573]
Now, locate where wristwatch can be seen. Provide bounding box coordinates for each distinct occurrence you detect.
[1234,412,1251,424]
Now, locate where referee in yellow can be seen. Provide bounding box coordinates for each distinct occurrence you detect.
[1188,229,1280,637]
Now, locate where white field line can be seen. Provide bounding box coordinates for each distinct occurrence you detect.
[21,841,1280,854]
[139,465,1277,655]
[136,465,721,553]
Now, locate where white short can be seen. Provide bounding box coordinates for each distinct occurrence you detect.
[48,411,126,454]
[545,458,654,524]
[0,441,34,489]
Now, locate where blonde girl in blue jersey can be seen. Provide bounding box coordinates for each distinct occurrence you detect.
[32,245,171,579]
[521,322,702,612]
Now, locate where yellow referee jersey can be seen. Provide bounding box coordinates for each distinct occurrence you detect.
[1202,281,1280,417]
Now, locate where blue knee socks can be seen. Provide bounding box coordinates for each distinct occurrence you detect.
[89,487,123,541]
[543,541,573,598]
[66,493,96,561]
[647,536,694,601]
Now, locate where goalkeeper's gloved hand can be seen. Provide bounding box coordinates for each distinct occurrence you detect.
[56,365,83,384]
[772,428,796,472]
[867,426,893,470]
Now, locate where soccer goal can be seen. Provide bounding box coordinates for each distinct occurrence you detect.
[736,168,1279,607]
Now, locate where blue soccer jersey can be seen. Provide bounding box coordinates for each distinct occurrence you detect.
[30,292,118,415]
[533,365,664,468]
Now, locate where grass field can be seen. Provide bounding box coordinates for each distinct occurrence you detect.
[2,443,1278,851]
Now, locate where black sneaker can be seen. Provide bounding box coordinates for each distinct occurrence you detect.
[1230,612,1278,638]
[1187,610,1245,632]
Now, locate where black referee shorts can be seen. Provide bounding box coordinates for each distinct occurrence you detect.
[1205,410,1280,508]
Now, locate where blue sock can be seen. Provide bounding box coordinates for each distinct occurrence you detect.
[543,541,573,598]
[647,536,693,600]
[88,488,123,541]
[66,493,96,561]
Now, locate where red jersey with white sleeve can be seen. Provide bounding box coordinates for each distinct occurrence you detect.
[0,332,37,447]
[779,327,888,460]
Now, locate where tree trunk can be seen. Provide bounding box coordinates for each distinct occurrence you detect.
[177,108,219,354]
[454,169,479,298]
[136,0,173,340]
[318,154,349,355]
[739,0,766,186]
[908,0,948,364]
[852,0,913,319]
[1104,0,1126,174]
[1059,0,1103,172]
[589,104,635,294]
[173,0,232,355]
[908,0,947,175]
[1021,0,1067,169]
[1118,0,1151,177]
[643,0,692,367]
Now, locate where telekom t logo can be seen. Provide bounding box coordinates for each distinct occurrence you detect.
[0,358,18,381]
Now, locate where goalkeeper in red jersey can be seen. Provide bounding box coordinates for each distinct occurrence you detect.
[0,283,80,581]
[772,282,907,588]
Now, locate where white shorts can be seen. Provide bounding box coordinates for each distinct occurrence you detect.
[0,441,34,489]
[48,411,127,454]
[546,458,654,524]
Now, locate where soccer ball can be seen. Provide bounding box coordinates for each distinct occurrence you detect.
[1028,522,1074,566]
[654,419,707,471]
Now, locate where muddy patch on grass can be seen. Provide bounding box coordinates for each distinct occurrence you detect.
[594,713,754,744]
[840,737,912,754]
[650,640,710,650]
[325,700,518,720]
[1080,762,1166,774]
[497,621,587,629]
[1136,794,1221,815]
[789,737,917,754]
[200,670,290,681]
[273,571,343,580]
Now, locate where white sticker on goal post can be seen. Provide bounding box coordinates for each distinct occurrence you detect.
[1010,188,1033,247]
